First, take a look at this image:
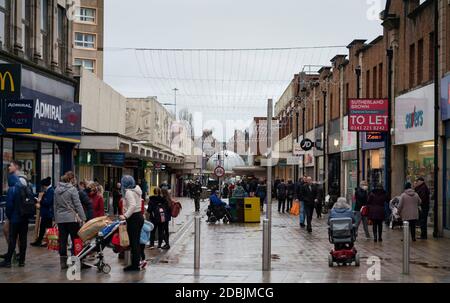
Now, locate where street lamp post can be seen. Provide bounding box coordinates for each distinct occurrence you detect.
[355,66,362,188]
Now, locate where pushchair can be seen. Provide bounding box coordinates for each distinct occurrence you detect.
[75,221,121,274]
[328,217,360,267]
[206,204,232,224]
[389,197,403,229]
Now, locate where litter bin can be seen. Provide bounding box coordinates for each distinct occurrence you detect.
[244,198,261,223]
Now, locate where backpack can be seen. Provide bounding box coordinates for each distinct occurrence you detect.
[18,176,36,217]
[171,201,182,218]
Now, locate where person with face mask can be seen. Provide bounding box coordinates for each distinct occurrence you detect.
[354,180,371,239]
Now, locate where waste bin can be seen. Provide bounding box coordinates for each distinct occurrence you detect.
[244,197,261,223]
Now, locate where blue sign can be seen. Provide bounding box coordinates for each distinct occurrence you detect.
[441,74,450,121]
[3,99,34,133]
[22,87,82,142]
[100,153,125,166]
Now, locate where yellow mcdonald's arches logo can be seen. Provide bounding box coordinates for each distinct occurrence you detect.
[0,71,15,92]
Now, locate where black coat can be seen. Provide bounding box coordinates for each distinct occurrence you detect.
[294,181,304,200]
[300,183,317,206]
[367,189,388,221]
[277,183,287,199]
[286,183,295,199]
[147,195,170,224]
[415,183,430,207]
[79,189,93,221]
[354,187,368,212]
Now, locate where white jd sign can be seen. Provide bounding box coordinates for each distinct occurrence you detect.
[300,139,314,151]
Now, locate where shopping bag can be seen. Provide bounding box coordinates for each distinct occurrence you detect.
[360,206,369,217]
[290,200,300,216]
[73,238,83,256]
[33,208,41,242]
[119,224,130,247]
[45,226,59,251]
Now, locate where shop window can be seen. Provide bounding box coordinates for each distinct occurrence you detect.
[15,140,38,192]
[54,145,61,184]
[41,142,53,183]
[2,138,13,195]
[405,141,434,190]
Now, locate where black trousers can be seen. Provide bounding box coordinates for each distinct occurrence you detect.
[126,212,144,269]
[315,203,322,218]
[5,220,28,263]
[150,222,158,246]
[113,199,119,216]
[37,217,53,243]
[372,219,383,240]
[407,219,417,240]
[419,205,429,238]
[286,197,293,212]
[58,222,80,257]
[278,197,286,212]
[157,222,169,246]
[140,244,146,261]
[194,197,200,212]
[304,204,314,231]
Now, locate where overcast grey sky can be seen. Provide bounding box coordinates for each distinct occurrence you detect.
[104,0,386,141]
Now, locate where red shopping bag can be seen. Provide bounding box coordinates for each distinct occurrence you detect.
[45,227,60,251]
[73,238,83,256]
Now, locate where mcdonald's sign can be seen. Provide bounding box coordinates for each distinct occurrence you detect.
[0,64,21,99]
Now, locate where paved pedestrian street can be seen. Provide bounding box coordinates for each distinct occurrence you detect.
[0,198,449,283]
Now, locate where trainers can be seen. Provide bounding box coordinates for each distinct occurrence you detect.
[162,244,171,250]
[0,260,12,268]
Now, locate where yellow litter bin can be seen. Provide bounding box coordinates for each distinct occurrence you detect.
[244,197,261,223]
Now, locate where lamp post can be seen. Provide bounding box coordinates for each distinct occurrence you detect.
[355,66,362,188]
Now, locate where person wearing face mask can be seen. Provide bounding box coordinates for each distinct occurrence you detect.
[354,180,371,239]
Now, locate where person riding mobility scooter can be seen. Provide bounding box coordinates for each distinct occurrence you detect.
[206,190,232,224]
[328,197,360,267]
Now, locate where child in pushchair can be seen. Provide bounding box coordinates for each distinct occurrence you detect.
[327,197,360,267]
[389,196,403,229]
[206,191,232,224]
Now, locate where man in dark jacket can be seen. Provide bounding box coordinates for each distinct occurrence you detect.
[294,177,305,227]
[0,161,31,268]
[192,180,202,212]
[277,179,287,213]
[274,178,281,200]
[31,177,54,247]
[286,180,295,212]
[414,177,430,240]
[300,177,317,233]
[354,180,371,239]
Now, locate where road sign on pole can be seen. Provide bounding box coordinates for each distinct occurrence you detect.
[214,166,225,178]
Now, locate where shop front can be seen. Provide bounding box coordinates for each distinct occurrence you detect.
[0,63,80,195]
[395,84,435,218]
[328,120,341,196]
[341,116,357,202]
[361,133,385,190]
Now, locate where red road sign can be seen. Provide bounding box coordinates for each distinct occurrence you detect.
[214,166,225,178]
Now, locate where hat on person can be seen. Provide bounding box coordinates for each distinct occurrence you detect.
[40,177,51,187]
[404,182,412,190]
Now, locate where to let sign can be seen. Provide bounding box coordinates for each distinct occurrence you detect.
[348,99,388,132]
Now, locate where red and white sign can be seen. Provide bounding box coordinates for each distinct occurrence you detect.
[214,166,225,178]
[348,99,388,132]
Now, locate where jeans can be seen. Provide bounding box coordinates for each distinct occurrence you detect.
[5,220,28,263]
[58,222,80,257]
[299,201,305,225]
[304,204,314,231]
[126,212,144,269]
[419,205,429,238]
[354,211,371,238]
[372,219,383,240]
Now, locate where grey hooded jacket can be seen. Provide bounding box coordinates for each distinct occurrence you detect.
[54,182,87,224]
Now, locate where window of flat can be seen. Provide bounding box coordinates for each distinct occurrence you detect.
[417,39,423,84]
[74,32,96,49]
[0,0,8,47]
[366,70,370,98]
[57,5,67,72]
[74,58,95,73]
[429,32,435,81]
[76,7,96,23]
[409,43,415,87]
[378,63,383,98]
[373,66,377,98]
[21,0,31,58]
[40,0,48,62]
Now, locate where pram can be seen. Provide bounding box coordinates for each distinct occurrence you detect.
[206,203,232,224]
[389,197,403,229]
[75,220,121,274]
[328,217,360,267]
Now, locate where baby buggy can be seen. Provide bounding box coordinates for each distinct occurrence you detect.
[328,217,360,267]
[75,221,121,274]
[389,197,403,229]
[206,204,232,224]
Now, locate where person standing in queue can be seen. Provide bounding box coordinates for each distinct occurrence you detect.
[31,177,54,247]
[367,183,388,242]
[119,175,144,272]
[147,188,164,249]
[88,182,105,218]
[54,172,86,270]
[78,181,93,221]
[414,177,430,240]
[192,180,202,213]
[300,177,317,233]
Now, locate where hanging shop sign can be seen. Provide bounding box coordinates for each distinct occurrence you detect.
[395,84,434,145]
[366,132,385,143]
[0,64,21,99]
[300,139,314,151]
[441,74,450,121]
[348,99,388,132]
[100,153,125,166]
[3,99,34,133]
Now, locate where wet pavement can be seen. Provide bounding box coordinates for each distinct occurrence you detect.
[1,198,450,283]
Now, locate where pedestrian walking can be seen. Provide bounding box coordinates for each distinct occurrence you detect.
[354,181,371,239]
[192,180,202,212]
[119,175,144,272]
[54,171,86,269]
[31,177,54,247]
[88,182,105,218]
[159,189,173,250]
[414,177,430,240]
[274,178,281,200]
[398,182,421,242]
[367,183,388,242]
[295,177,305,227]
[300,177,317,233]
[277,179,287,213]
[286,180,295,212]
[256,179,267,211]
[0,161,32,268]
[314,182,324,219]
[147,188,164,248]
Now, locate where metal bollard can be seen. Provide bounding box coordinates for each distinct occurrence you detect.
[194,215,201,270]
[403,221,410,275]
[262,218,271,271]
